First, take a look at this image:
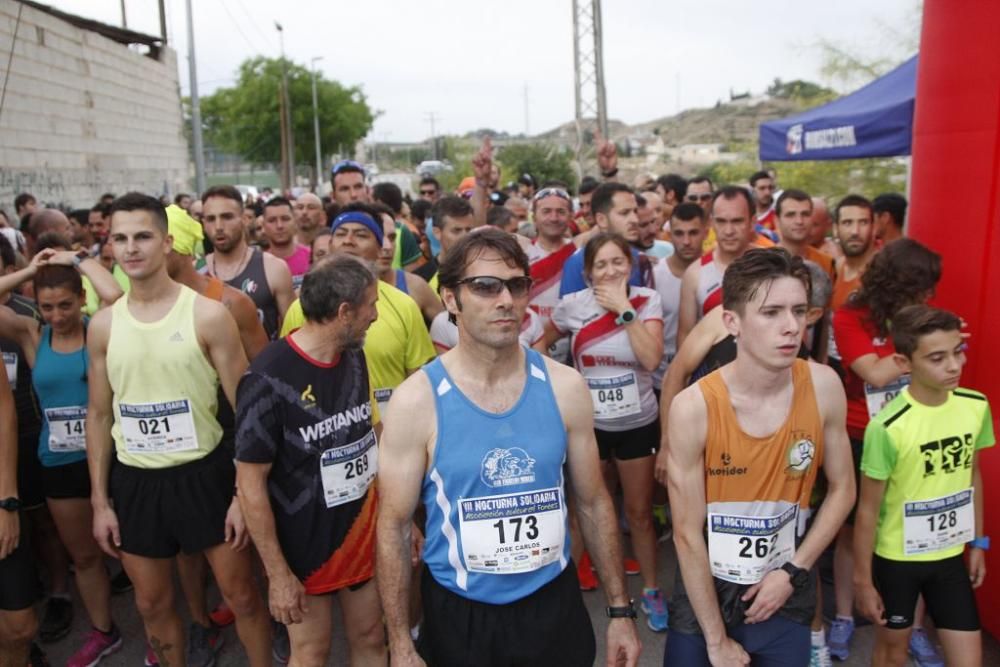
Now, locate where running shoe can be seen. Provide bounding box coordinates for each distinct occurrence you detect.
[909,628,945,667]
[208,602,235,628]
[110,569,133,595]
[38,596,73,643]
[640,588,669,632]
[143,644,158,667]
[272,620,291,664]
[810,643,833,667]
[67,626,123,667]
[186,623,224,667]
[577,554,598,591]
[826,617,854,661]
[623,558,640,576]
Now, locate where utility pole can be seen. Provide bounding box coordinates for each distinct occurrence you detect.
[571,0,608,181]
[310,56,324,192]
[425,111,440,160]
[186,0,206,196]
[120,0,127,28]
[158,0,167,41]
[276,23,294,191]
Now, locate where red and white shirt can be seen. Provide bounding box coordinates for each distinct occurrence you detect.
[526,239,576,321]
[696,252,725,317]
[552,286,663,432]
[429,309,544,354]
[651,260,682,390]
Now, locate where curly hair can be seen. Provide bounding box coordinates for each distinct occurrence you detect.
[849,238,941,337]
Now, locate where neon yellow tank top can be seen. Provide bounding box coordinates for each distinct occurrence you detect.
[107,284,222,469]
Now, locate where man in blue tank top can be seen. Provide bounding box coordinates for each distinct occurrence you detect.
[377,228,642,666]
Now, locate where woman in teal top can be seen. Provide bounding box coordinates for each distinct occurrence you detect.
[0,252,124,664]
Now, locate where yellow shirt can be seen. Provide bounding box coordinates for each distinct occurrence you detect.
[280,280,435,414]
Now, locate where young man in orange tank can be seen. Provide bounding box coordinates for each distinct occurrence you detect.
[664,247,855,666]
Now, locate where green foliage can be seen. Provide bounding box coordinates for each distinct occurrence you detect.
[766,79,837,106]
[497,143,578,191]
[199,57,376,166]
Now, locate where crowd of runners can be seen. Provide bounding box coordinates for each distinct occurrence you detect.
[0,136,992,667]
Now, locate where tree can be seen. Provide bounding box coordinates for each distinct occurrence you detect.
[497,143,577,191]
[199,57,376,167]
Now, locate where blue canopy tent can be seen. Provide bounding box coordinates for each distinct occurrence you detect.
[759,55,917,161]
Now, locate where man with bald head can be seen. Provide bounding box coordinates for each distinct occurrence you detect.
[293,193,326,246]
[809,197,842,259]
[26,209,72,257]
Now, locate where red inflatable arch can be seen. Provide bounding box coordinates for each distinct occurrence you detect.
[908,0,1000,635]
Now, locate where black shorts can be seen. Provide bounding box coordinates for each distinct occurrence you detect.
[16,436,44,509]
[872,553,980,631]
[41,459,91,500]
[417,562,596,667]
[0,513,40,611]
[595,418,660,461]
[110,445,235,558]
[844,437,863,525]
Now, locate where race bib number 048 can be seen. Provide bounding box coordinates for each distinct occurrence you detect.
[588,372,641,420]
[320,430,377,508]
[708,505,798,585]
[119,400,198,454]
[903,488,974,556]
[458,487,565,575]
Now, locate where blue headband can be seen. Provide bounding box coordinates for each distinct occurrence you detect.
[330,211,384,245]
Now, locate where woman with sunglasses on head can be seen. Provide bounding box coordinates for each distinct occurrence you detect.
[535,232,669,632]
[0,249,124,667]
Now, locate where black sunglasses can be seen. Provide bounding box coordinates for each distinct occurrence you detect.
[687,193,713,202]
[420,189,437,195]
[455,275,533,298]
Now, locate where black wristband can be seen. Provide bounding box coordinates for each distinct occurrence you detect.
[605,600,637,619]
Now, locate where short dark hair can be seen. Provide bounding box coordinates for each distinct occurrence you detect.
[69,209,90,227]
[299,253,376,324]
[872,193,907,231]
[656,174,687,201]
[264,196,293,212]
[891,304,962,358]
[671,202,706,223]
[173,193,191,205]
[583,232,633,278]
[486,206,515,229]
[430,196,473,230]
[591,182,634,218]
[578,176,600,196]
[688,176,714,191]
[331,163,366,187]
[775,189,812,216]
[438,227,531,324]
[372,182,403,215]
[712,185,754,219]
[749,170,772,187]
[722,247,811,315]
[201,185,244,210]
[14,193,35,213]
[834,194,873,222]
[0,233,15,270]
[369,202,396,224]
[89,202,111,217]
[110,192,168,234]
[419,176,441,191]
[410,199,432,223]
[340,202,385,224]
[35,232,72,252]
[635,193,647,208]
[34,264,83,297]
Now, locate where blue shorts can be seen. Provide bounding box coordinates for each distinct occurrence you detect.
[664,614,810,667]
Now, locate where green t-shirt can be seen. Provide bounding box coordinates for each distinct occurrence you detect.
[392,222,423,269]
[862,387,994,561]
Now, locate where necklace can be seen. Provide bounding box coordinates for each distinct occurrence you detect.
[211,246,253,282]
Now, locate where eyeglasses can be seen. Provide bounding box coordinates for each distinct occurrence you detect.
[532,187,572,204]
[455,275,533,298]
[331,159,366,176]
[686,193,714,202]
[420,189,437,196]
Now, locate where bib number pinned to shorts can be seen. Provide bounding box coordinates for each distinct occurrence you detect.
[45,406,87,452]
[588,372,641,420]
[119,400,198,454]
[320,430,377,508]
[707,505,798,585]
[865,375,911,420]
[458,487,565,575]
[902,488,975,556]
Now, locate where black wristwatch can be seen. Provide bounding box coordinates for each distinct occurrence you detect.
[780,562,809,590]
[606,599,637,619]
[0,497,22,512]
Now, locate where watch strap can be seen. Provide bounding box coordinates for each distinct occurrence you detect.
[969,536,990,551]
[605,599,637,619]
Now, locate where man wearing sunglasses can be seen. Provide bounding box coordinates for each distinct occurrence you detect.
[377,228,642,667]
[418,177,440,203]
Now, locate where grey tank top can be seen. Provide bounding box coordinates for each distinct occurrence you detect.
[222,249,279,339]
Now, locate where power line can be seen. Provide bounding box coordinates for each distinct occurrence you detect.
[216,0,258,54]
[231,0,278,53]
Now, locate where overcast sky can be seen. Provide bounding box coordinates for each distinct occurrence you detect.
[50,0,919,142]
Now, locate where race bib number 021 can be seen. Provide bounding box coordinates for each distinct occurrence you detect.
[588,372,641,420]
[458,487,565,575]
[708,505,798,585]
[45,406,87,452]
[865,375,911,420]
[903,488,974,556]
[119,400,198,454]
[319,430,377,508]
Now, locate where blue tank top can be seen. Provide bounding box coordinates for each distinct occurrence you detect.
[33,325,89,467]
[421,349,570,603]
[394,269,409,294]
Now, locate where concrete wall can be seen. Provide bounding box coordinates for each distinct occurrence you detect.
[0,1,190,210]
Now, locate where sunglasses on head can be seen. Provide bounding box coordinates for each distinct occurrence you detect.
[686,193,713,202]
[331,159,366,176]
[532,187,572,204]
[455,275,533,298]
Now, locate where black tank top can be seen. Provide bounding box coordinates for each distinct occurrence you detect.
[221,249,279,339]
[1,294,42,441]
[688,335,811,385]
